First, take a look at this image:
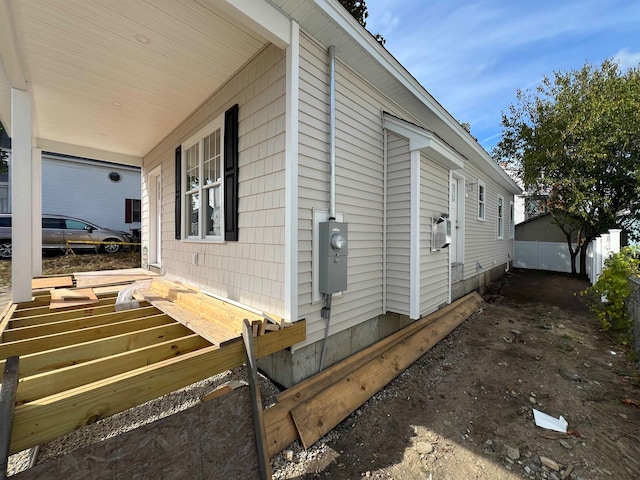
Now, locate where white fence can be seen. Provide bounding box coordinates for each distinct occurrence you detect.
[514,229,621,285]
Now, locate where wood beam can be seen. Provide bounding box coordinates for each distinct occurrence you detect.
[9,302,153,326]
[0,323,193,380]
[11,296,120,319]
[9,320,305,453]
[5,305,160,341]
[16,334,210,404]
[0,313,174,359]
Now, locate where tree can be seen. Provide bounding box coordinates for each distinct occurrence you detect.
[338,0,385,45]
[494,60,640,275]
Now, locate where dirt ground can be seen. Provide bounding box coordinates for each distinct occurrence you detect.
[272,269,640,480]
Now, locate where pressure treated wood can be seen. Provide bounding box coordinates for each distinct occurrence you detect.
[8,302,153,325]
[264,293,482,457]
[10,296,120,320]
[0,305,16,342]
[0,323,193,380]
[0,356,18,480]
[31,276,74,290]
[9,320,305,453]
[290,297,480,448]
[12,387,260,480]
[0,313,174,359]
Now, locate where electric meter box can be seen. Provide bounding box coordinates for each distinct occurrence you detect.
[319,220,348,294]
[432,218,452,251]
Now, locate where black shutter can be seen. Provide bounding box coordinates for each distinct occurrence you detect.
[125,198,132,224]
[175,145,182,240]
[224,104,239,241]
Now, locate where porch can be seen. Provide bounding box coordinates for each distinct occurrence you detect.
[0,268,305,455]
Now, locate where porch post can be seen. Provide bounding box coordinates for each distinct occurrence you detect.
[11,88,33,303]
[32,147,42,276]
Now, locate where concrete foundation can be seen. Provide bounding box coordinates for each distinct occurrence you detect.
[260,263,509,388]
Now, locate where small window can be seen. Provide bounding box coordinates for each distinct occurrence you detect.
[125,199,141,223]
[497,195,504,239]
[477,181,486,220]
[42,218,65,229]
[509,201,514,239]
[0,216,11,227]
[65,219,89,230]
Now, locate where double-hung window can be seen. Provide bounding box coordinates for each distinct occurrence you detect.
[183,119,224,241]
[497,195,504,239]
[477,181,486,220]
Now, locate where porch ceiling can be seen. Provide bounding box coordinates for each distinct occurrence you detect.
[0,0,272,163]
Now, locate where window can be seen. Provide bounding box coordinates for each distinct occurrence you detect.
[183,119,224,241]
[509,201,514,239]
[497,195,504,239]
[125,199,141,224]
[65,219,90,230]
[477,181,486,220]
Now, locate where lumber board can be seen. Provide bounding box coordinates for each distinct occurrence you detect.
[9,302,153,326]
[242,320,272,480]
[150,281,260,335]
[264,293,482,457]
[0,323,193,380]
[3,305,162,342]
[16,334,210,404]
[137,289,240,347]
[201,380,246,402]
[0,313,174,360]
[9,320,306,454]
[290,297,480,448]
[49,288,99,309]
[0,356,19,479]
[11,296,119,319]
[12,388,260,480]
[74,271,158,289]
[0,304,17,341]
[31,276,74,290]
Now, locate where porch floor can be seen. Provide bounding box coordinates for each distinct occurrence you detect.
[0,269,305,455]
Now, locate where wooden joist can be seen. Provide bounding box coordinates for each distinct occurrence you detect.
[10,296,120,319]
[0,313,174,359]
[8,302,152,326]
[9,320,306,454]
[264,293,482,456]
[0,322,193,380]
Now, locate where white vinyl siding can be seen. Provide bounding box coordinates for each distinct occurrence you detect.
[385,133,411,315]
[419,158,449,315]
[142,44,287,317]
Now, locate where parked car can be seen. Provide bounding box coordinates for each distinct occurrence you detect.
[0,214,133,258]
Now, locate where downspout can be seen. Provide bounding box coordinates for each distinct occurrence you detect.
[382,127,388,313]
[319,44,336,372]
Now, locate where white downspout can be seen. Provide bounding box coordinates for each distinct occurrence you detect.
[382,127,387,314]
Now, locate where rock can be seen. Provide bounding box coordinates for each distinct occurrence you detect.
[507,446,520,460]
[284,450,294,462]
[524,466,531,474]
[559,439,573,450]
[529,396,537,404]
[415,441,434,455]
[540,456,560,471]
[365,471,371,477]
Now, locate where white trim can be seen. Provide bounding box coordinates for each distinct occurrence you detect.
[213,0,291,50]
[477,180,486,221]
[36,139,142,167]
[32,147,42,276]
[148,165,162,267]
[448,170,452,305]
[382,113,464,170]
[410,149,420,319]
[11,88,32,303]
[509,200,514,239]
[285,20,300,323]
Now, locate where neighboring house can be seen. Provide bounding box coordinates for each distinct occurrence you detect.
[0,0,520,387]
[0,133,141,232]
[501,164,547,225]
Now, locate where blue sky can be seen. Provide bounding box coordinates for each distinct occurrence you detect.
[364,0,640,152]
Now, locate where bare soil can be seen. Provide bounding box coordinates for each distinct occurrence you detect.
[273,270,640,480]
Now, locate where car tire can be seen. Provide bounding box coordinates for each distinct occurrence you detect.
[0,241,11,259]
[102,238,122,254]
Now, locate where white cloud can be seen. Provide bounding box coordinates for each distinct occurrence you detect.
[612,48,640,71]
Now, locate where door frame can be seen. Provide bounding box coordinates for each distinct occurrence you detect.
[148,166,162,267]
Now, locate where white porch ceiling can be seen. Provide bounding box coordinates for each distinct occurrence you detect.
[0,0,273,162]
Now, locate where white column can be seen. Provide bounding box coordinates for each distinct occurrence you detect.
[11,88,33,303]
[32,147,42,276]
[608,229,621,254]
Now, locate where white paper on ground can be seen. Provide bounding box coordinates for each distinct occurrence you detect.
[533,408,568,433]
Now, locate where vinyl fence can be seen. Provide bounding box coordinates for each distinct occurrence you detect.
[514,229,621,285]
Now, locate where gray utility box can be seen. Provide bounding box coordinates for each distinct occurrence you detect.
[319,220,348,294]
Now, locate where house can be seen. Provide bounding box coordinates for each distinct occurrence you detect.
[0,132,141,232]
[0,0,520,387]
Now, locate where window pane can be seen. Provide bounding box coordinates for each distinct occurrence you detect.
[206,185,222,236]
[186,144,199,190]
[65,220,87,230]
[187,192,199,236]
[479,203,484,218]
[203,130,221,186]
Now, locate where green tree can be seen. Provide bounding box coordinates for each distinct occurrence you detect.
[338,0,385,45]
[494,60,640,275]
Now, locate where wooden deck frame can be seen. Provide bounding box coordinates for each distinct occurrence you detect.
[0,276,306,455]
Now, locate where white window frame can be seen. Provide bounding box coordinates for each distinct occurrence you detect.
[497,195,504,239]
[182,116,225,242]
[509,200,514,239]
[477,180,486,221]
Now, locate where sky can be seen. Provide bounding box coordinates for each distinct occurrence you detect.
[363,0,640,152]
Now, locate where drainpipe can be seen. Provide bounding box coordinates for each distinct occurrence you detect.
[319,45,337,372]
